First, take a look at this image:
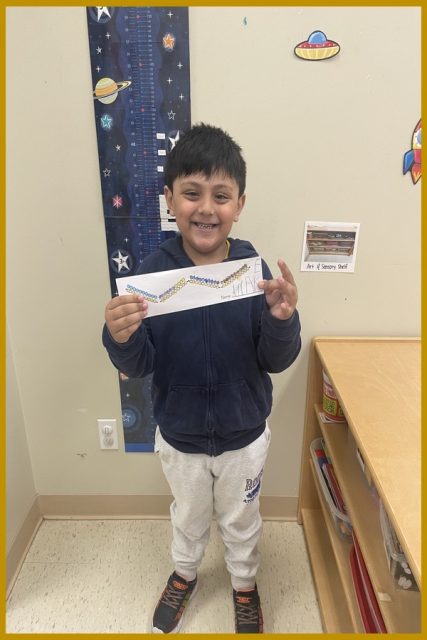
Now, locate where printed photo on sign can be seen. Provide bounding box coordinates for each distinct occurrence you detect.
[300,221,360,273]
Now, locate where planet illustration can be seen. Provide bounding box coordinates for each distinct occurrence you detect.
[93,77,132,104]
[294,30,340,61]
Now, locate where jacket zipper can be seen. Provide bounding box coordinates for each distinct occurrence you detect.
[203,306,215,456]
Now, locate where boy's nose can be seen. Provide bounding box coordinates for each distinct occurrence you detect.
[198,199,215,215]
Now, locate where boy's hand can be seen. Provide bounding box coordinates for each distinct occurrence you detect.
[105,294,148,343]
[258,259,298,320]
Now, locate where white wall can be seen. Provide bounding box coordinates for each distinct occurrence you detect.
[7,7,420,522]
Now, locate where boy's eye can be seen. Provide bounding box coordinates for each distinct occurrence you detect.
[216,194,230,202]
[184,191,198,198]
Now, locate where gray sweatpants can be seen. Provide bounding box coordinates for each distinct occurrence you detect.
[155,425,271,591]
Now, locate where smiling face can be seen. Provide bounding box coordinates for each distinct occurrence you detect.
[165,172,246,265]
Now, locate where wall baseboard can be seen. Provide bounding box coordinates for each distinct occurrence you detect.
[37,494,297,520]
[261,495,298,520]
[38,494,174,519]
[7,494,297,596]
[7,498,43,598]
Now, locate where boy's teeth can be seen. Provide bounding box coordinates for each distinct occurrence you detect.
[197,223,213,229]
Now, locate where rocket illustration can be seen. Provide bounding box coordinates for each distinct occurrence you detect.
[403,119,422,184]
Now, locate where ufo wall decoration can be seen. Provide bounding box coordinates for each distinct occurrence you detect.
[294,30,340,61]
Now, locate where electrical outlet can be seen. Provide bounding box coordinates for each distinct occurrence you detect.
[98,419,118,450]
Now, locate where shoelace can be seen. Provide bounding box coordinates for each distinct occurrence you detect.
[235,595,259,624]
[160,581,189,610]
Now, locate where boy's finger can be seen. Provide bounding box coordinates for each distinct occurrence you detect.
[277,259,296,286]
[107,294,145,312]
[112,318,143,343]
[109,293,144,307]
[257,278,277,293]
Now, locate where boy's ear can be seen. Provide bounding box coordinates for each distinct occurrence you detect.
[164,185,174,215]
[234,194,246,222]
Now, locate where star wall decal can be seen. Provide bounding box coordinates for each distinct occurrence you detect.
[96,7,111,22]
[100,114,113,130]
[162,33,175,51]
[112,194,123,208]
[169,131,180,150]
[112,250,130,272]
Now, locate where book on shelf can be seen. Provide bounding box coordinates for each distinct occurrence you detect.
[322,462,347,514]
[313,446,331,485]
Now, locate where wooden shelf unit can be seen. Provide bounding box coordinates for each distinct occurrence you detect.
[306,230,355,257]
[298,337,421,633]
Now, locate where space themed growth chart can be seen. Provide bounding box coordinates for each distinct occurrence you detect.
[87,6,191,451]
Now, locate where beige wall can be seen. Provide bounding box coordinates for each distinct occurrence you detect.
[6,326,37,552]
[7,7,420,536]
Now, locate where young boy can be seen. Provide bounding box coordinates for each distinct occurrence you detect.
[103,123,301,634]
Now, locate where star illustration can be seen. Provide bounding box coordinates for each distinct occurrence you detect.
[100,114,113,130]
[96,46,102,54]
[103,168,111,177]
[96,7,111,21]
[168,110,176,120]
[112,194,123,208]
[169,131,180,150]
[116,144,121,151]
[177,61,183,69]
[163,33,175,51]
[112,250,129,272]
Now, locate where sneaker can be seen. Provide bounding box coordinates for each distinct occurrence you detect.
[233,585,264,633]
[152,571,198,633]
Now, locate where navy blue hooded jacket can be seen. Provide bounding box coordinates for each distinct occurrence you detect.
[102,236,301,456]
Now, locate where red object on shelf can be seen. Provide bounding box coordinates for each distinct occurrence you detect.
[350,534,387,633]
[350,546,376,632]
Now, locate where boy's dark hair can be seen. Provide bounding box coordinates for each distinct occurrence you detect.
[165,123,246,196]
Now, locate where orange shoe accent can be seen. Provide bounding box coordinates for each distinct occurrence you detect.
[172,580,188,590]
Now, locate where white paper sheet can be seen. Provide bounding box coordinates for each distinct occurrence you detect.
[116,256,264,317]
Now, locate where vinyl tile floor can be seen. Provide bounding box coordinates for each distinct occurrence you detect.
[7,519,324,634]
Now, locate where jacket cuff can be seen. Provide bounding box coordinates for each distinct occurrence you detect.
[261,308,300,336]
[102,323,144,354]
